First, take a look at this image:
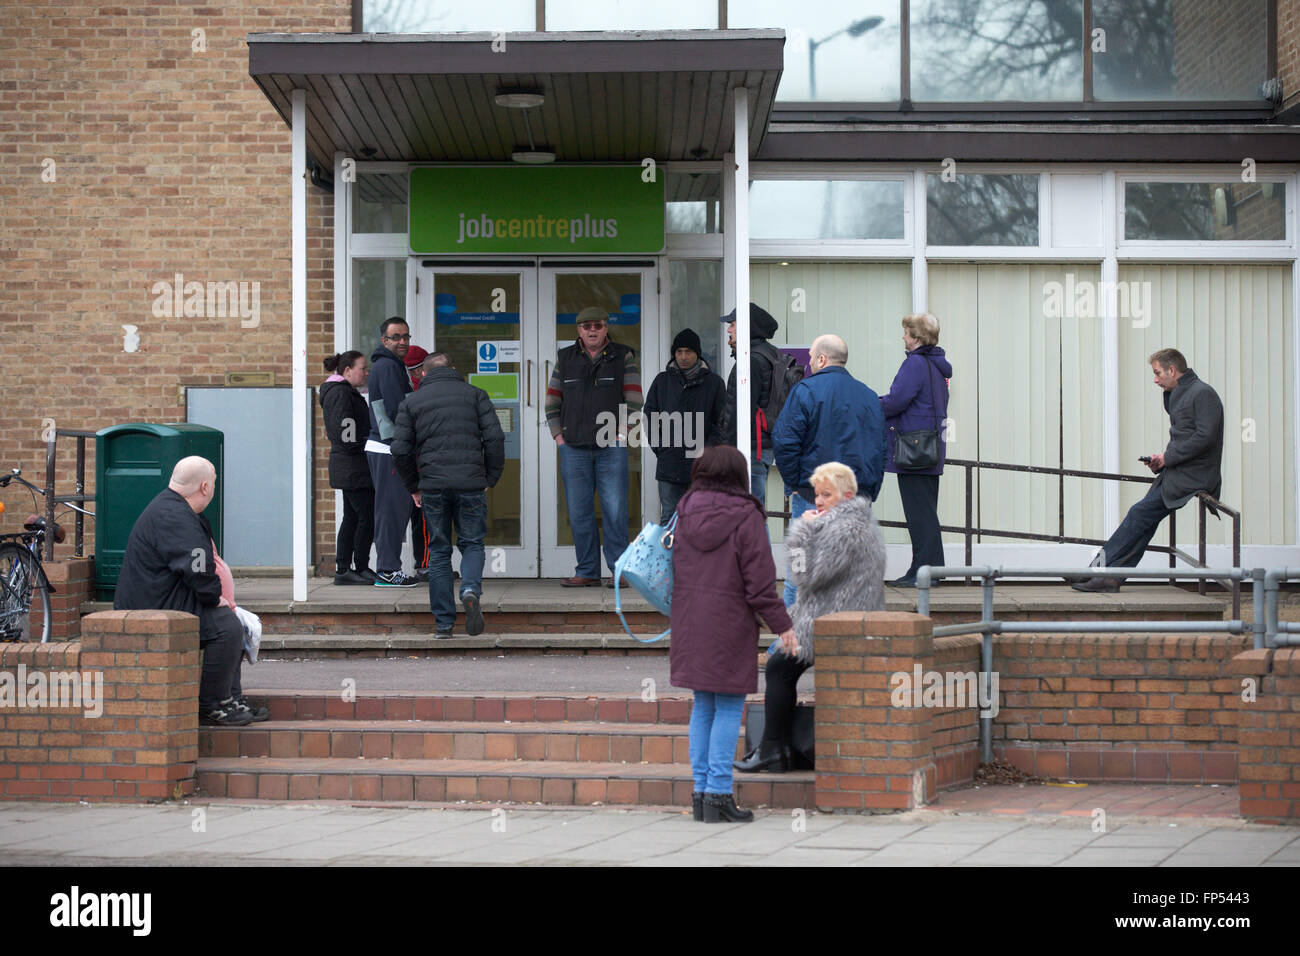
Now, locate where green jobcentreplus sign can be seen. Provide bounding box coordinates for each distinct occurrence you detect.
[408,166,666,254]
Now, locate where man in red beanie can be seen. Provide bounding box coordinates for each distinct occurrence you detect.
[404,344,432,578]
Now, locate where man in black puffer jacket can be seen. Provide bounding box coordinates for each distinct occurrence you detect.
[643,328,726,523]
[391,352,505,638]
[718,303,779,502]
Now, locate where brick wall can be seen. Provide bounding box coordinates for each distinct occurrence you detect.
[42,555,94,641]
[814,612,1292,822]
[0,1,350,572]
[0,610,199,801]
[1279,0,1300,113]
[1172,0,1269,101]
[1232,646,1300,823]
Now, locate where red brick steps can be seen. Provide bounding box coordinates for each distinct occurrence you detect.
[195,756,813,808]
[195,691,812,809]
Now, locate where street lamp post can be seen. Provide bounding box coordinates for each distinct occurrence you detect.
[808,15,884,100]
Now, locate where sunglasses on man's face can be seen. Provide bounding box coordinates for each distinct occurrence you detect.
[578,322,606,331]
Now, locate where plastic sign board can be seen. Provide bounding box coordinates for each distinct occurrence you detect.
[409,166,665,254]
[468,373,519,402]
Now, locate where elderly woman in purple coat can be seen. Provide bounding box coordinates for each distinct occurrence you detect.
[879,313,953,587]
[669,446,795,823]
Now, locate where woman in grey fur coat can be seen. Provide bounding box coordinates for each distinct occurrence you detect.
[735,462,886,773]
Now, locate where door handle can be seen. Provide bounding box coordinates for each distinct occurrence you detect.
[543,359,552,411]
[526,360,533,408]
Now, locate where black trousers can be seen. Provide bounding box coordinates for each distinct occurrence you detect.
[368,451,413,573]
[336,487,375,574]
[897,473,945,578]
[198,606,244,712]
[761,652,811,746]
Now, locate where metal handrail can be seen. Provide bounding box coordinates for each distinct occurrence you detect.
[1264,568,1300,648]
[913,564,1265,765]
[769,456,1242,617]
[41,430,97,561]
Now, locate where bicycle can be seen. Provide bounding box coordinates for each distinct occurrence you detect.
[0,468,94,643]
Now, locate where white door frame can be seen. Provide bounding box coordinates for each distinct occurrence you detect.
[415,260,540,577]
[537,261,660,578]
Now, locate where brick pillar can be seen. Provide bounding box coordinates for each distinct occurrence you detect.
[1232,647,1300,823]
[43,556,93,641]
[814,611,935,812]
[78,610,200,801]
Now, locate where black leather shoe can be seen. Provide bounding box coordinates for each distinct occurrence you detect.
[889,576,917,587]
[692,792,704,822]
[703,793,754,823]
[733,741,789,774]
[1071,576,1121,593]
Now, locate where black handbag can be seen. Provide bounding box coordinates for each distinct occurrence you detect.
[744,704,815,769]
[892,357,944,472]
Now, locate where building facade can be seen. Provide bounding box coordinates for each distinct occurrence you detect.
[3,0,1299,583]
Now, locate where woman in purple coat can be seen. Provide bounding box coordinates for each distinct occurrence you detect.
[879,313,954,587]
[670,446,795,823]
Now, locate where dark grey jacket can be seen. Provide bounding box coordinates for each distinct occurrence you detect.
[391,366,506,494]
[1154,369,1224,509]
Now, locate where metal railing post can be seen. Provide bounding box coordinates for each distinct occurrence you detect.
[964,465,973,585]
[1264,569,1280,649]
[980,570,996,765]
[43,435,57,561]
[916,566,932,617]
[74,435,86,557]
[1198,501,1207,596]
[1232,512,1241,620]
[1251,568,1266,651]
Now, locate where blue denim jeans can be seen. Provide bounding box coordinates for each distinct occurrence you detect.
[559,444,629,579]
[783,492,814,608]
[657,480,687,526]
[750,448,772,503]
[688,691,746,794]
[1101,481,1175,569]
[422,490,487,629]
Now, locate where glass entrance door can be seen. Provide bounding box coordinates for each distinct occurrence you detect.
[416,265,539,576]
[537,265,658,578]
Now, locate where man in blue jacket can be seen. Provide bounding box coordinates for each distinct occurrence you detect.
[772,333,887,605]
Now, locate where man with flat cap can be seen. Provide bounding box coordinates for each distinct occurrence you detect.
[545,306,643,587]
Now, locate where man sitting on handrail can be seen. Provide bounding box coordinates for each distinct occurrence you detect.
[1071,348,1224,593]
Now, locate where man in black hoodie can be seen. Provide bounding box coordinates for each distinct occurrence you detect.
[719,303,779,502]
[365,317,418,588]
[643,328,726,523]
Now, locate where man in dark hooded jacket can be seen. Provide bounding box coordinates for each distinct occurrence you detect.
[718,303,779,501]
[643,328,726,523]
[365,316,417,588]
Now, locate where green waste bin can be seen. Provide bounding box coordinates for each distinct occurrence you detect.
[95,423,224,599]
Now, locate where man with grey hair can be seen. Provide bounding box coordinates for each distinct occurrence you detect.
[114,456,256,726]
[772,333,888,605]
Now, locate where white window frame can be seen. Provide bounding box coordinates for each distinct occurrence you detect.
[746,163,913,256]
[1116,166,1295,258]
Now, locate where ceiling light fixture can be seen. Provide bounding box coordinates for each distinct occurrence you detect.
[511,150,556,164]
[495,90,545,109]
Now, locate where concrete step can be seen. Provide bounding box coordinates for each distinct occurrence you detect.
[199,719,736,764]
[256,632,680,657]
[195,756,813,808]
[255,690,697,724]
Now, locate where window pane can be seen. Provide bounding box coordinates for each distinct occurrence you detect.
[353,173,408,233]
[926,174,1039,246]
[546,0,716,30]
[1093,0,1268,101]
[911,0,1084,101]
[750,180,905,240]
[667,172,721,235]
[729,0,900,101]
[1124,182,1287,241]
[352,259,407,356]
[669,260,723,369]
[363,0,534,32]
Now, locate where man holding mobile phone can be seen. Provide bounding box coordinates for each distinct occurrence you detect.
[1072,349,1224,593]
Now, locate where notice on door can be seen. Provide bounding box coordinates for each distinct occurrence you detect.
[479,340,521,364]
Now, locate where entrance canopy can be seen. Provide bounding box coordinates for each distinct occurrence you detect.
[247,30,784,166]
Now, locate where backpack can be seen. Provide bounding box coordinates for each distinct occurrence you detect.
[752,340,805,432]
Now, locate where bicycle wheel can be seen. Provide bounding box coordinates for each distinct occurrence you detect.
[0,542,51,643]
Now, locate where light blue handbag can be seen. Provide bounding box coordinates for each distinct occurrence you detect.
[612,513,677,644]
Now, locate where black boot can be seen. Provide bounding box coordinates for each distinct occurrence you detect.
[703,792,754,823]
[692,792,704,822]
[733,740,789,773]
